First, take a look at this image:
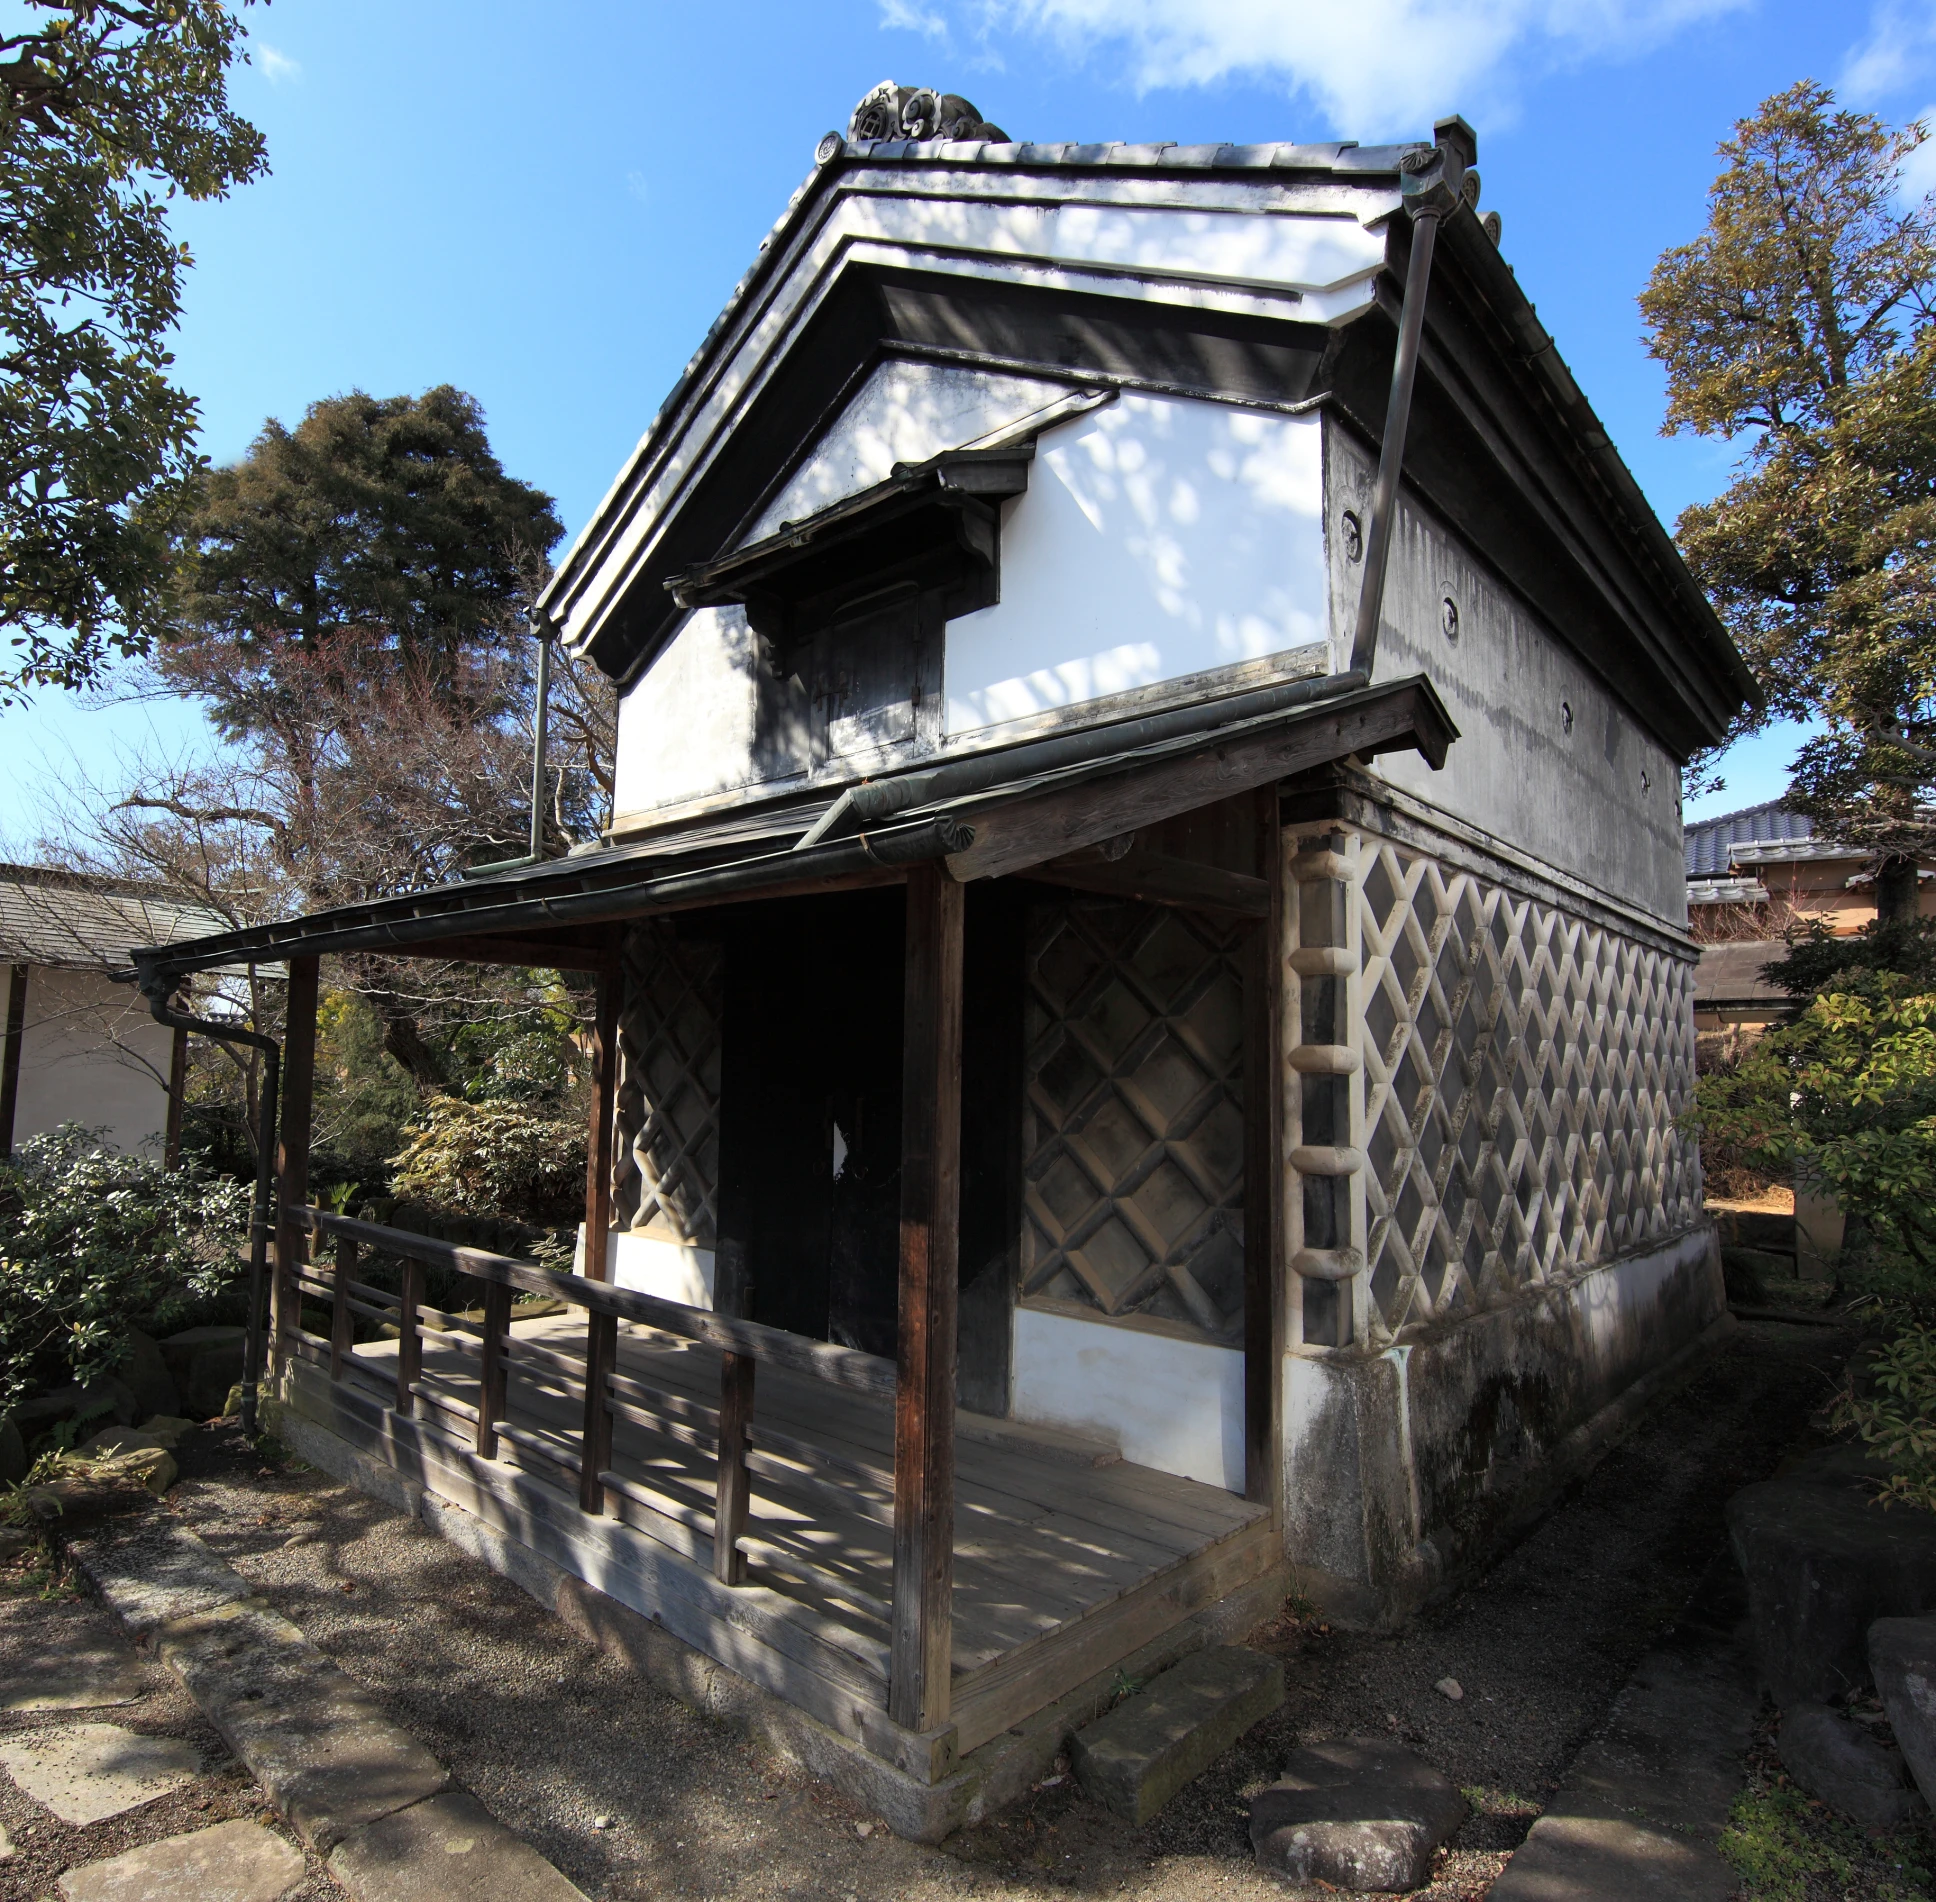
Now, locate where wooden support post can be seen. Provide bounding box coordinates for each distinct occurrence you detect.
[578,1310,616,1514]
[163,1023,188,1168]
[476,1278,511,1460]
[396,1256,423,1418]
[330,1236,356,1383]
[713,1352,755,1585]
[889,861,965,1734]
[1243,787,1286,1511]
[0,963,27,1161]
[273,956,320,1368]
[582,957,619,1284]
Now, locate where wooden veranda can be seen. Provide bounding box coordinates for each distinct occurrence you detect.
[130,673,1456,1792]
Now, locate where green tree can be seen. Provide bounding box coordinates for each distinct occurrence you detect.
[1642,82,1936,919]
[0,0,267,694]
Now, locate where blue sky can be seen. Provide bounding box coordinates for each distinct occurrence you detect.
[5,0,1928,843]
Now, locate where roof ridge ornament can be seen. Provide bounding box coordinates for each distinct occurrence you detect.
[846,81,1008,145]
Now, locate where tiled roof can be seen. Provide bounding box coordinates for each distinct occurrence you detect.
[0,865,229,971]
[1693,939,1791,1008]
[1683,801,1815,877]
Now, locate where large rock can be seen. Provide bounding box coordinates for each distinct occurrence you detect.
[118,1330,180,1419]
[1727,1448,1936,1705]
[1777,1702,1920,1834]
[1250,1739,1466,1892]
[160,1326,247,1419]
[1871,1615,1936,1808]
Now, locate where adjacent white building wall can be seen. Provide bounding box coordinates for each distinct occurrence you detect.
[945,393,1328,734]
[1011,1305,1245,1490]
[5,964,174,1154]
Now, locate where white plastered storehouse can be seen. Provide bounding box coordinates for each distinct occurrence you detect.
[134,98,1757,1831]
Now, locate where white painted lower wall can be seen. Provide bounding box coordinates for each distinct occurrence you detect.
[1010,1305,1245,1491]
[573,1227,717,1310]
[5,963,175,1154]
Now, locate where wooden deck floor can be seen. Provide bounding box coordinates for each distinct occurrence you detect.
[306,1310,1274,1763]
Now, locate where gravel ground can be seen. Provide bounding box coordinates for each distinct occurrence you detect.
[8,1313,1853,1901]
[0,1547,346,1901]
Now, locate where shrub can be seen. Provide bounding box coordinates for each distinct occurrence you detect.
[1831,1324,1936,1513]
[0,1125,250,1414]
[387,1097,585,1224]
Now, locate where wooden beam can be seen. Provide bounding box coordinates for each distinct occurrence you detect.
[163,1022,188,1167]
[272,955,320,1365]
[0,963,25,1161]
[714,1353,755,1585]
[890,860,965,1734]
[583,958,620,1283]
[1035,847,1270,917]
[1243,788,1285,1512]
[378,931,622,972]
[945,682,1454,883]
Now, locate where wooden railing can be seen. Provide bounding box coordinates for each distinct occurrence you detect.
[286,1208,897,1604]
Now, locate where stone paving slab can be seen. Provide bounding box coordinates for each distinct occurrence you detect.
[328,1793,587,1902]
[58,1819,306,1902]
[0,1722,201,1825]
[71,1520,257,1640]
[155,1597,448,1853]
[0,1617,143,1712]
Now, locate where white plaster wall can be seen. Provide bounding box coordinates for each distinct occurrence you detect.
[1011,1305,1245,1491]
[573,1227,717,1309]
[1327,423,1688,925]
[945,394,1328,734]
[6,964,174,1154]
[747,361,1074,540]
[611,606,787,821]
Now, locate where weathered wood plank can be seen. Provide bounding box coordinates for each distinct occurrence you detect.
[1037,847,1270,917]
[713,1353,754,1586]
[330,1237,356,1383]
[891,861,964,1734]
[272,956,320,1362]
[579,1310,617,1514]
[476,1278,511,1459]
[395,1258,423,1418]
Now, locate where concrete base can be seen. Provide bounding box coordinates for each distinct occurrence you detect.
[269,1388,1293,1842]
[1284,1227,1732,1627]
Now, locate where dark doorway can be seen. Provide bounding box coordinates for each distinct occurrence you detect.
[711,882,1026,1402]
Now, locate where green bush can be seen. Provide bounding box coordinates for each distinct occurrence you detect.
[387,1097,585,1224]
[1831,1324,1936,1513]
[0,1125,250,1414]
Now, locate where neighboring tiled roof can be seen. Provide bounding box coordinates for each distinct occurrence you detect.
[1694,940,1790,1009]
[0,865,230,971]
[1683,801,1816,877]
[1686,875,1768,906]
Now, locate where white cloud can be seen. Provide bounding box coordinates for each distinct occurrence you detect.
[1843,0,1936,103]
[1898,102,1936,200]
[255,41,301,84]
[626,170,651,204]
[914,0,1744,137]
[881,0,952,35]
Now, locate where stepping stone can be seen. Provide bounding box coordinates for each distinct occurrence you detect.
[1250,1738,1467,1893]
[328,1791,587,1901]
[1071,1646,1284,1825]
[0,1722,200,1825]
[0,1620,143,1711]
[58,1820,305,1901]
[1871,1614,1936,1809]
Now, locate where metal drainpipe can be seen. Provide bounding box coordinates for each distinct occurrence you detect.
[138,981,280,1439]
[528,620,553,864]
[1348,142,1467,678]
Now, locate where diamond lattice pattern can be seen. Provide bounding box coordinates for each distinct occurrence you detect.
[1021,899,1247,1343]
[1353,840,1702,1340]
[613,919,724,1247]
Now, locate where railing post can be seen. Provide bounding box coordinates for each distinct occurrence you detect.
[713,1352,755,1585]
[272,955,319,1373]
[890,861,964,1734]
[579,1309,616,1513]
[330,1233,356,1383]
[396,1256,423,1418]
[476,1278,511,1460]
